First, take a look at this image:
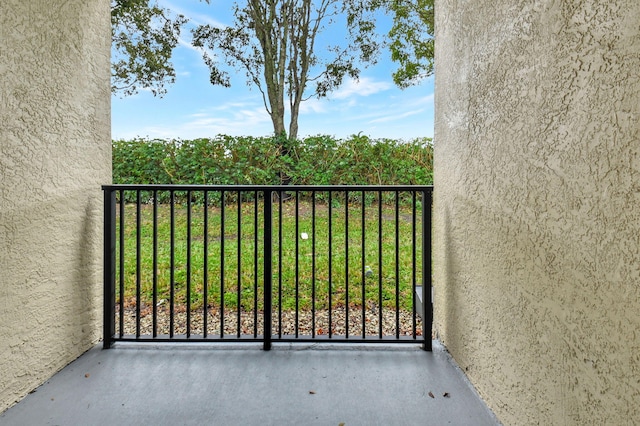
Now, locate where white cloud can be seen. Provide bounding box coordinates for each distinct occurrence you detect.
[210,101,261,111]
[160,0,227,28]
[368,108,426,124]
[392,93,434,109]
[178,37,201,53]
[418,93,435,104]
[299,98,327,114]
[331,77,392,100]
[190,13,227,29]
[179,105,272,137]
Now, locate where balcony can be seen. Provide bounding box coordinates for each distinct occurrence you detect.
[0,184,500,424]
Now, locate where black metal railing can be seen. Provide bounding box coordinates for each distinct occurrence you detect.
[103,185,433,350]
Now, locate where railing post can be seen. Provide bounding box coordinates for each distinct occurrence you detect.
[103,188,116,349]
[422,188,433,351]
[263,190,273,350]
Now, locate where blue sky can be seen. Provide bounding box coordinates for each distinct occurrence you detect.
[111,0,434,141]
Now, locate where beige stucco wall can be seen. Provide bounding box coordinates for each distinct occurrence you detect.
[434,0,640,424]
[0,1,111,412]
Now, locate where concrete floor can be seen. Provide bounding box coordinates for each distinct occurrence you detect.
[1,341,500,426]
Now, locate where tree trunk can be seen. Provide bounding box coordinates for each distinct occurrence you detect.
[271,111,286,138]
[288,109,299,141]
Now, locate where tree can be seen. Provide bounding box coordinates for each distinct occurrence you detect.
[111,0,433,124]
[382,0,434,88]
[192,0,381,141]
[111,0,189,97]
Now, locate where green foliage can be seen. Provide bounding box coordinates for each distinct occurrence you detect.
[112,134,432,313]
[116,201,424,312]
[112,138,171,183]
[113,134,433,191]
[111,0,195,96]
[111,1,433,98]
[287,134,433,186]
[379,0,434,88]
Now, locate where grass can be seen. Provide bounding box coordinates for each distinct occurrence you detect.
[115,193,425,313]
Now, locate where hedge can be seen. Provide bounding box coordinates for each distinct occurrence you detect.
[112,134,433,204]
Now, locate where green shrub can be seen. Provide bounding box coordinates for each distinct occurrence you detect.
[112,134,433,204]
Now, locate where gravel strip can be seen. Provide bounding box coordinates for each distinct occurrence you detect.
[115,305,423,338]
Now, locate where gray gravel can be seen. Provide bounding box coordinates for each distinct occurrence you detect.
[115,305,424,338]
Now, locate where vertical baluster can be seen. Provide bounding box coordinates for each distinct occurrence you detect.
[254,190,258,338]
[278,192,283,338]
[136,190,141,338]
[152,190,158,338]
[378,190,383,339]
[103,188,116,349]
[328,191,333,338]
[295,191,299,338]
[395,191,400,339]
[422,189,433,351]
[220,190,225,338]
[311,191,316,338]
[186,191,192,338]
[361,190,366,339]
[118,190,125,338]
[169,190,175,338]
[412,191,417,339]
[203,191,209,338]
[345,191,349,339]
[237,191,242,337]
[263,190,273,350]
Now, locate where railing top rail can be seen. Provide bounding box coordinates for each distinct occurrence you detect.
[102,184,433,192]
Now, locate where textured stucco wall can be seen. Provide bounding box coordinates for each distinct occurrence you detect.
[434,0,640,424]
[0,1,111,412]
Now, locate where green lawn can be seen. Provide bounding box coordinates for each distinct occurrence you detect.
[115,195,425,313]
